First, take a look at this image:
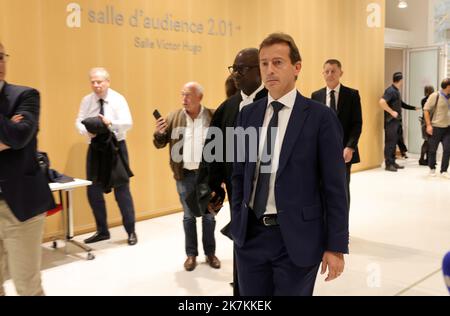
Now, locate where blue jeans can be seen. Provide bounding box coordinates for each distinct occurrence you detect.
[176,170,216,257]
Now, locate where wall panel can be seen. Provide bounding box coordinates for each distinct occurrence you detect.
[0,0,385,238]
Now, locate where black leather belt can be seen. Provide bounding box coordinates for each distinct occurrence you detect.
[248,208,279,227]
[259,215,279,227]
[183,169,198,175]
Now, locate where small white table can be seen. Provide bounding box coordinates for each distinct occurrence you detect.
[49,179,95,260]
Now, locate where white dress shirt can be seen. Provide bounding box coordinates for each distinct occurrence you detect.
[182,106,209,170]
[326,83,341,109]
[249,88,297,215]
[239,84,265,111]
[75,88,133,142]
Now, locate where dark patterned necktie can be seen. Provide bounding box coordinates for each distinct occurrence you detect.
[253,101,284,219]
[330,90,337,112]
[99,99,105,115]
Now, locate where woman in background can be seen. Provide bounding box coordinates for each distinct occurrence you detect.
[419,85,435,165]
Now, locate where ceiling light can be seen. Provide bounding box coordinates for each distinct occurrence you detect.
[398,1,408,9]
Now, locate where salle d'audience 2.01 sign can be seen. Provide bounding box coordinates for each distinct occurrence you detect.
[65,2,243,56]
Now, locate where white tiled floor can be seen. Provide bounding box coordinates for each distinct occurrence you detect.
[3,156,450,296]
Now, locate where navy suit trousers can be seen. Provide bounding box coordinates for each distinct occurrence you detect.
[235,212,320,296]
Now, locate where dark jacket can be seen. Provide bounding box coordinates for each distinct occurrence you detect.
[0,82,55,221]
[201,89,268,193]
[311,85,363,164]
[190,89,268,218]
[83,117,133,193]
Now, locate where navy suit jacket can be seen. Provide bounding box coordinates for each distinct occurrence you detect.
[231,92,349,267]
[0,82,55,221]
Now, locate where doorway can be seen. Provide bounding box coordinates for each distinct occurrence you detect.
[405,46,442,154]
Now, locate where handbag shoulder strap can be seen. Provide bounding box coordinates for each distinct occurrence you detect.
[429,92,440,120]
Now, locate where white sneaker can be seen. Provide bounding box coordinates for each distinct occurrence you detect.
[441,172,450,179]
[429,169,437,177]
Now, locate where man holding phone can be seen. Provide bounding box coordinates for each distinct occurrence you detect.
[153,82,219,272]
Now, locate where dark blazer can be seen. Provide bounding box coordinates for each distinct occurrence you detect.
[311,85,363,164]
[231,92,349,267]
[202,88,268,194]
[0,82,55,222]
[192,89,267,218]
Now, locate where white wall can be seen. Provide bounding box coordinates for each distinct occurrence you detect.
[385,28,413,47]
[386,0,430,47]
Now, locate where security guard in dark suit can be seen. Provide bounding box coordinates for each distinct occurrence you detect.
[312,59,362,206]
[379,72,418,172]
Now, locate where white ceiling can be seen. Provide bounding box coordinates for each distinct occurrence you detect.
[385,0,431,46]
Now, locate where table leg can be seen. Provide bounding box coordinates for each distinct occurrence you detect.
[63,190,95,260]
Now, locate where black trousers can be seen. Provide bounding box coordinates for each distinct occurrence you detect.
[384,119,401,166]
[235,212,320,296]
[225,181,240,297]
[345,163,351,208]
[86,141,136,235]
[397,127,408,154]
[420,140,429,162]
[428,127,450,173]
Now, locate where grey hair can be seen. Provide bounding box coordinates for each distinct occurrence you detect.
[184,81,204,96]
[89,67,110,81]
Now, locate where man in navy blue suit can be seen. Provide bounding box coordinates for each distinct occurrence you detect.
[231,33,349,296]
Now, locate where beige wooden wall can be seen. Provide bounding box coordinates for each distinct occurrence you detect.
[0,0,385,239]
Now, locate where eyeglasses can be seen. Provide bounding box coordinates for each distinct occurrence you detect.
[0,53,9,63]
[228,65,258,76]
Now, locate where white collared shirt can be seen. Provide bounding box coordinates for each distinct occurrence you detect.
[239,84,265,111]
[182,106,209,170]
[249,88,297,215]
[75,88,133,142]
[326,83,341,109]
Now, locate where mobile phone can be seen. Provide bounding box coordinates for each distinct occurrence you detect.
[153,109,162,120]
